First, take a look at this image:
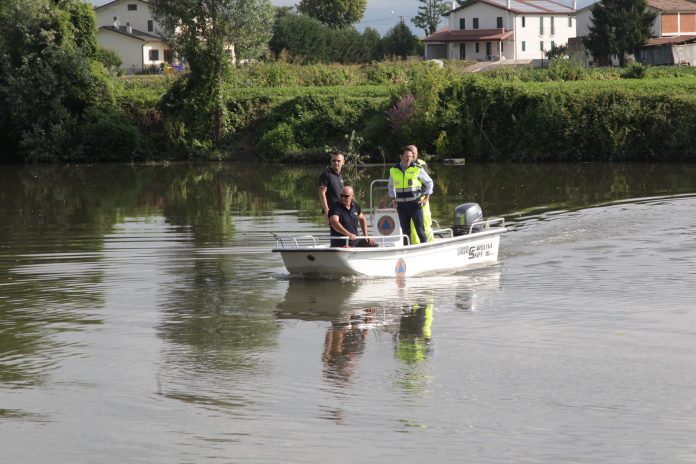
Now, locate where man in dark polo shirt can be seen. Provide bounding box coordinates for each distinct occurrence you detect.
[319,151,345,224]
[328,186,378,248]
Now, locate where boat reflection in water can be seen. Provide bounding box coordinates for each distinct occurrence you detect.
[275,272,501,392]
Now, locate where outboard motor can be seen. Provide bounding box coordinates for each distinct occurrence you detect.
[452,202,483,236]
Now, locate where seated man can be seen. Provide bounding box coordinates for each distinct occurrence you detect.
[328,186,378,248]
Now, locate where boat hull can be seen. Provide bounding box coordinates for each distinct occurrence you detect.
[273,229,503,278]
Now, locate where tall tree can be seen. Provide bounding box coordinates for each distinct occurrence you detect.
[381,21,421,58]
[0,0,111,162]
[149,0,274,145]
[297,0,366,28]
[412,0,451,36]
[584,0,657,67]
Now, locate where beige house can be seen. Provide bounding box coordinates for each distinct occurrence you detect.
[94,0,173,73]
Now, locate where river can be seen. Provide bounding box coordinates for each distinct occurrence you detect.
[1,162,695,463]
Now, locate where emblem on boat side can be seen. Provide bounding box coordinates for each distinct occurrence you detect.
[395,258,406,276]
[377,216,395,235]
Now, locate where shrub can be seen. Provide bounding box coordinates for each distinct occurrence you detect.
[80,105,142,160]
[621,62,647,79]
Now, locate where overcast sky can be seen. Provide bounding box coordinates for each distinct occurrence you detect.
[92,0,596,37]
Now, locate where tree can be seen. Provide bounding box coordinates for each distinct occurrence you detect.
[270,11,331,62]
[584,0,657,67]
[0,0,112,162]
[270,11,380,63]
[149,0,275,146]
[297,0,366,28]
[412,0,451,36]
[381,22,421,59]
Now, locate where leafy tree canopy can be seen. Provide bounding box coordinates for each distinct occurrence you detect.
[0,0,111,162]
[412,0,451,36]
[270,11,382,63]
[584,0,657,67]
[149,0,275,145]
[381,21,422,59]
[297,0,366,28]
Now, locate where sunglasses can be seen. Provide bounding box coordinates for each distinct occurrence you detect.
[340,194,351,198]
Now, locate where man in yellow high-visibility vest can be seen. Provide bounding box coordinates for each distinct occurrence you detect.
[387,146,434,245]
[405,145,434,244]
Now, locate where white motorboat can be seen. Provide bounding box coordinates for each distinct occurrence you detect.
[272,180,506,278]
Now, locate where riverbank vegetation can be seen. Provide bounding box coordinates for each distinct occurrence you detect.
[3,1,696,164]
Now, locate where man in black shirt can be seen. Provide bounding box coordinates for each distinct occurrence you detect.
[319,151,345,224]
[328,186,378,248]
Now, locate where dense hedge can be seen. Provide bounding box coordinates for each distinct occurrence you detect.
[107,62,696,163]
[437,76,696,162]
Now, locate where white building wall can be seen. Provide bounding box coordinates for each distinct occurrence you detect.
[446,40,515,60]
[575,8,593,37]
[448,3,514,31]
[96,30,168,72]
[95,0,161,34]
[515,14,576,59]
[96,31,143,70]
[446,3,576,61]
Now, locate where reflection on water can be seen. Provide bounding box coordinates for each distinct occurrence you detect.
[2,163,696,463]
[276,273,501,407]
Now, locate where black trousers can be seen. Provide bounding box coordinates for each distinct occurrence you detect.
[397,201,426,245]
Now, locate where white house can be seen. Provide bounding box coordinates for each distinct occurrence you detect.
[94,0,172,73]
[423,0,577,64]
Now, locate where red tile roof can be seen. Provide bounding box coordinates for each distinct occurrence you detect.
[647,0,696,11]
[643,34,696,46]
[424,28,515,42]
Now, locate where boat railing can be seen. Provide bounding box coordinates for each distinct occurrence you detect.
[273,234,320,248]
[273,233,411,249]
[468,218,506,234]
[369,179,390,213]
[432,227,454,238]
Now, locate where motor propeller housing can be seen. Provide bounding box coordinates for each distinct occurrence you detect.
[452,202,483,236]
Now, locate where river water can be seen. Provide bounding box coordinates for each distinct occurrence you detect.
[1,163,696,463]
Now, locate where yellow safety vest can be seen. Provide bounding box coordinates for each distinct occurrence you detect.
[390,165,423,203]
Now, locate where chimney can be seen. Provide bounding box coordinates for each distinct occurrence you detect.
[452,1,456,9]
[572,0,576,10]
[113,16,119,28]
[126,22,132,34]
[507,0,511,9]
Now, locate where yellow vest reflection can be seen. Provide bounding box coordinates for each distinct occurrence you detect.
[395,303,433,364]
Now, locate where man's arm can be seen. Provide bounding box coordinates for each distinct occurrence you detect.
[319,186,329,223]
[419,170,434,204]
[358,213,377,246]
[330,215,356,241]
[358,213,369,237]
[387,175,397,207]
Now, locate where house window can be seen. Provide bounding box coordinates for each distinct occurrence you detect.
[149,49,159,61]
[127,4,137,10]
[551,40,555,49]
[473,18,479,29]
[522,41,526,51]
[148,20,153,32]
[568,16,573,27]
[164,49,172,63]
[460,43,466,59]
[551,17,555,35]
[522,16,526,27]
[460,18,465,30]
[475,42,480,53]
[540,17,544,35]
[540,41,544,51]
[501,41,505,52]
[497,17,503,28]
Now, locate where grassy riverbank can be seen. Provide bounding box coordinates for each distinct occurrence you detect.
[112,61,696,163]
